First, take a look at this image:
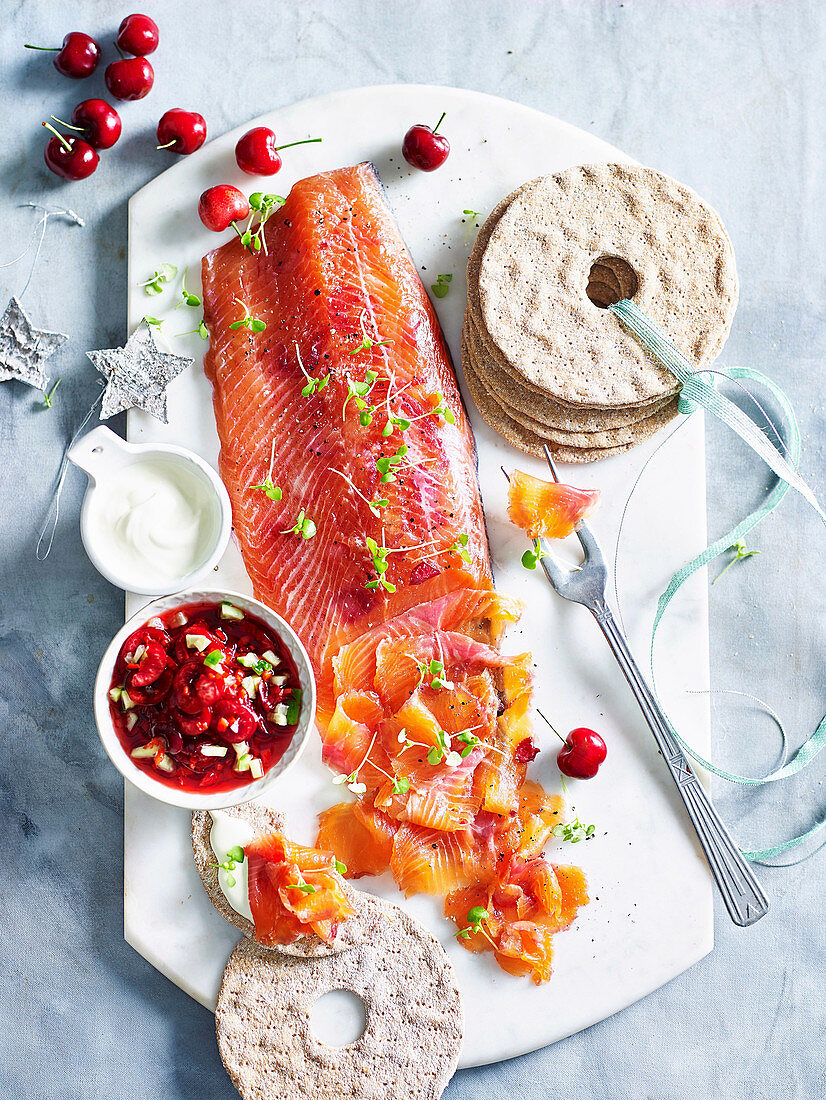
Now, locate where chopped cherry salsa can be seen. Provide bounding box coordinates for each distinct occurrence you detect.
[109,600,302,792]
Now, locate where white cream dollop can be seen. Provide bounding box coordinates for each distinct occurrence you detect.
[87,459,214,588]
[209,811,254,921]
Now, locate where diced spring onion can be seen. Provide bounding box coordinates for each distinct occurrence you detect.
[108,686,123,703]
[146,617,164,630]
[169,611,188,629]
[234,753,252,773]
[232,741,250,759]
[241,675,261,699]
[120,690,135,711]
[271,674,290,687]
[125,712,139,732]
[221,602,245,621]
[155,753,175,773]
[200,744,228,758]
[131,742,157,759]
[249,758,264,780]
[237,653,259,669]
[270,703,290,726]
[186,633,211,652]
[261,650,280,667]
[204,649,223,669]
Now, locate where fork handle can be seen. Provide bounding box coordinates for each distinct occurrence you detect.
[592,603,769,927]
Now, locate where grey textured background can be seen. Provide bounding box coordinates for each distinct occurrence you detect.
[1,2,824,1098]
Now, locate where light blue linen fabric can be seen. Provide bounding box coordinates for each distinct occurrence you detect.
[1,1,824,1097]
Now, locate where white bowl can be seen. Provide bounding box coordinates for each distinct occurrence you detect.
[69,425,232,596]
[94,589,316,810]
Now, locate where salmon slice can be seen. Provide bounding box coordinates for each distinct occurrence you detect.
[316,799,396,877]
[245,833,353,946]
[507,470,600,540]
[202,164,492,706]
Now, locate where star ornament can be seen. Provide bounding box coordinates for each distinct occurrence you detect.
[88,321,194,424]
[0,296,68,390]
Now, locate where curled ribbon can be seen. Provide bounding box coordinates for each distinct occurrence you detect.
[609,299,826,862]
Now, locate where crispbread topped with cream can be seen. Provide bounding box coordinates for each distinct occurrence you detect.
[476,162,738,407]
[191,804,366,958]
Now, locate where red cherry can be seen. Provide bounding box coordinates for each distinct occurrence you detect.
[402,112,450,172]
[157,109,207,155]
[557,727,607,780]
[234,127,323,176]
[198,185,250,233]
[105,56,154,101]
[43,129,99,181]
[25,33,101,79]
[71,99,121,150]
[116,13,159,56]
[235,127,281,176]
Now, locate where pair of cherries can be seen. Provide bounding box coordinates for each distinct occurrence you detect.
[197,127,321,233]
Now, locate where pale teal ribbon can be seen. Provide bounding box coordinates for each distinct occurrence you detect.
[609,299,826,862]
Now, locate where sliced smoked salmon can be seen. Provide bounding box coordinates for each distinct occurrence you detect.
[202,164,587,983]
[507,470,600,540]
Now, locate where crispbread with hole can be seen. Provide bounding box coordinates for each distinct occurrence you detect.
[216,894,462,1100]
[463,310,674,430]
[476,162,738,407]
[191,804,366,957]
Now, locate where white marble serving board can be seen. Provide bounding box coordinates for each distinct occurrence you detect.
[125,84,712,1069]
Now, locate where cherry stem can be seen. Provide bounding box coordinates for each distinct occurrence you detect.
[432,112,446,135]
[24,44,60,51]
[51,115,84,133]
[536,708,567,746]
[113,40,126,60]
[156,139,177,150]
[41,121,72,153]
[275,137,323,151]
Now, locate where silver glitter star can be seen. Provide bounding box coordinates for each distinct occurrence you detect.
[87,321,193,423]
[0,296,68,390]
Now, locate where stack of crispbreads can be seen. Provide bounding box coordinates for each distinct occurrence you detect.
[462,163,739,461]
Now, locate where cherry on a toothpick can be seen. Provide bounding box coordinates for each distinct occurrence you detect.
[43,123,99,180]
[105,56,154,100]
[25,32,101,79]
[70,100,122,149]
[538,710,607,780]
[234,127,322,175]
[157,109,207,155]
[116,13,159,56]
[198,185,250,233]
[402,112,450,171]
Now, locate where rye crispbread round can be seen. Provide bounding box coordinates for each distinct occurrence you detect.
[192,805,366,958]
[463,349,678,450]
[463,311,677,433]
[216,894,463,1100]
[461,331,643,462]
[476,162,738,407]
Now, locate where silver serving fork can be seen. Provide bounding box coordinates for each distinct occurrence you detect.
[523,444,769,927]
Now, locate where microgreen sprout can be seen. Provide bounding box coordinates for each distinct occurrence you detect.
[41,377,62,408]
[392,775,411,795]
[332,729,379,794]
[242,192,287,253]
[286,882,318,894]
[229,297,266,333]
[431,273,452,299]
[144,316,163,330]
[427,729,462,768]
[293,343,330,397]
[334,859,347,875]
[521,538,550,570]
[713,539,760,585]
[175,266,201,309]
[249,439,282,501]
[462,209,482,240]
[422,658,455,692]
[280,509,317,539]
[215,845,246,888]
[455,905,496,946]
[375,444,410,483]
[448,533,471,564]
[330,469,388,517]
[138,263,177,296]
[342,369,379,420]
[178,320,209,340]
[365,535,396,593]
[349,310,392,357]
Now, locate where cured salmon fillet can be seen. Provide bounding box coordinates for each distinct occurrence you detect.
[202,163,490,712]
[202,164,586,982]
